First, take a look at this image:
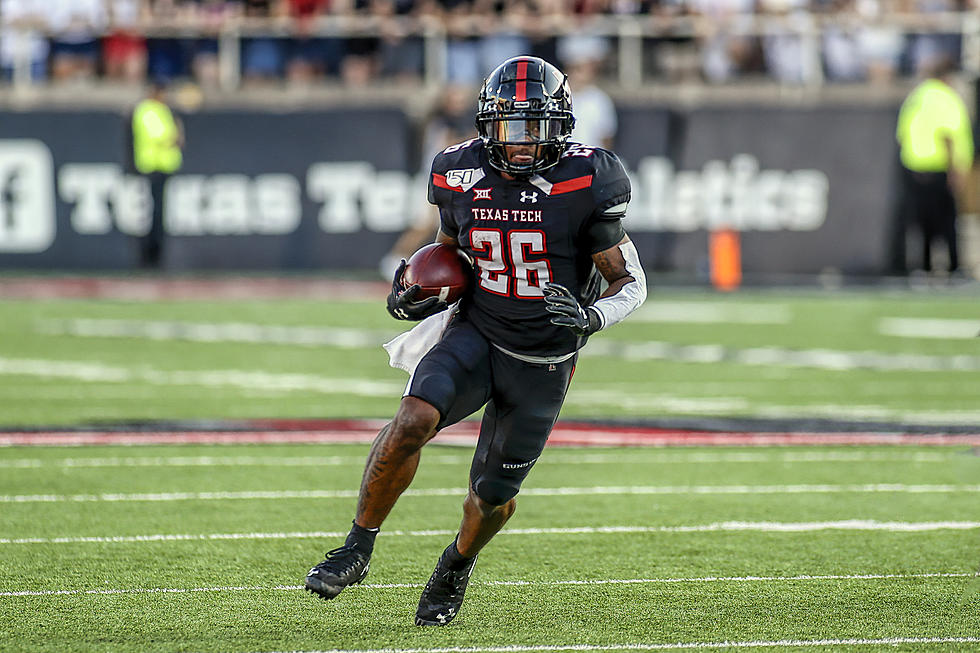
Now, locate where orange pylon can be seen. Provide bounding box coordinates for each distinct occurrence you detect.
[709,228,742,291]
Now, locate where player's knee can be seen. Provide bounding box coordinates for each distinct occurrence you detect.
[390,397,440,450]
[472,478,519,507]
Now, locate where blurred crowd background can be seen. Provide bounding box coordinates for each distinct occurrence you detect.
[1,0,978,90]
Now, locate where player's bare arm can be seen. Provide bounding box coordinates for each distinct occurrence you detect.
[589,235,647,330]
[593,235,636,297]
[435,229,459,246]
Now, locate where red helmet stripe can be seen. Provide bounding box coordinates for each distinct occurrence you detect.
[515,60,528,101]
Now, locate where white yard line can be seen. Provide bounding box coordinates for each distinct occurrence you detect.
[753,404,980,426]
[4,484,980,503]
[581,340,980,372]
[37,319,395,350]
[4,521,979,545]
[32,318,980,373]
[878,317,980,340]
[0,450,955,469]
[1,572,973,598]
[630,303,793,325]
[0,357,403,397]
[3,354,979,424]
[248,638,980,653]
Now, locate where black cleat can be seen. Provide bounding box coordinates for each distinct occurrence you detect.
[304,544,371,600]
[415,550,478,626]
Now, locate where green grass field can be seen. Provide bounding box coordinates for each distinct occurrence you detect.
[1,285,979,651]
[0,287,977,426]
[1,444,979,652]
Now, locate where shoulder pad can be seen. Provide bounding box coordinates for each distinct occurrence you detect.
[428,138,484,205]
[560,146,630,218]
[431,138,482,173]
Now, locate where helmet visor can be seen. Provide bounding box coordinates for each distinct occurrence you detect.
[488,117,567,144]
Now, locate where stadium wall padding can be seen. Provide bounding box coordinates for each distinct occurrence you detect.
[0,105,899,275]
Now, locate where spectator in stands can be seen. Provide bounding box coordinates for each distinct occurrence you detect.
[376,0,426,82]
[0,0,50,82]
[241,0,287,84]
[905,0,962,78]
[820,0,867,82]
[146,0,193,82]
[758,0,812,84]
[441,0,482,84]
[687,0,761,82]
[132,79,184,267]
[854,0,904,85]
[522,0,568,65]
[285,0,341,83]
[557,33,617,149]
[340,1,384,86]
[895,55,974,276]
[103,0,149,84]
[48,0,107,81]
[188,0,242,88]
[476,0,532,81]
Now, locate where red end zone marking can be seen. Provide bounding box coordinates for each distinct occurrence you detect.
[3,422,980,447]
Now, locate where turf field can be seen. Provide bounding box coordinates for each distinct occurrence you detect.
[0,285,977,426]
[1,283,979,651]
[1,443,979,652]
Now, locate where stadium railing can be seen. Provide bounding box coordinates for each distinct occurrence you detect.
[2,10,977,92]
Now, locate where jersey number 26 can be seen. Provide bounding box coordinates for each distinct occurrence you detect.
[470,228,553,298]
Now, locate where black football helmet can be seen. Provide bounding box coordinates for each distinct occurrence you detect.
[475,56,575,177]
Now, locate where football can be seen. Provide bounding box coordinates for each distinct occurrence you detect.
[402,243,472,304]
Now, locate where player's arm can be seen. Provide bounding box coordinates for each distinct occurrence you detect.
[588,235,648,330]
[434,229,459,246]
[543,235,647,336]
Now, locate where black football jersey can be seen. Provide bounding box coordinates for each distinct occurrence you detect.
[428,138,631,357]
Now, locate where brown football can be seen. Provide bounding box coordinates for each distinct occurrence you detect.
[402,243,472,304]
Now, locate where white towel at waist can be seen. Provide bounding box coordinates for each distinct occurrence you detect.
[383,303,458,374]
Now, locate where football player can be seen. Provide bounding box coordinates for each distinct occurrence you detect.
[305,55,647,626]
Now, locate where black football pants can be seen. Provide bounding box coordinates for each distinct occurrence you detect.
[406,317,576,506]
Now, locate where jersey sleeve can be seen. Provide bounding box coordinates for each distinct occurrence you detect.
[427,151,459,239]
[589,149,631,221]
[580,149,630,253]
[427,152,450,208]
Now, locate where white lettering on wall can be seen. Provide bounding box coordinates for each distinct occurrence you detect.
[24,151,831,243]
[628,154,829,232]
[166,174,302,236]
[0,140,55,252]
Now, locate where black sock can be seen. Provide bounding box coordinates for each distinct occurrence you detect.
[443,537,474,571]
[345,521,379,556]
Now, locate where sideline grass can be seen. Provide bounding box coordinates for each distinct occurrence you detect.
[1,443,978,652]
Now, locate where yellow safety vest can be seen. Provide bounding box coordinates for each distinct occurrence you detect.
[896,78,974,174]
[132,98,183,174]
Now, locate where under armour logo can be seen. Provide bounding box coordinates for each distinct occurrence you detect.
[473,188,492,200]
[520,191,538,203]
[394,308,409,319]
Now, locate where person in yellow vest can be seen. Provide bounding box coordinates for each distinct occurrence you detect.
[896,56,974,276]
[132,79,183,267]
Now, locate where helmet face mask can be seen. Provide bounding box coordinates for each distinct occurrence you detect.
[476,56,575,177]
